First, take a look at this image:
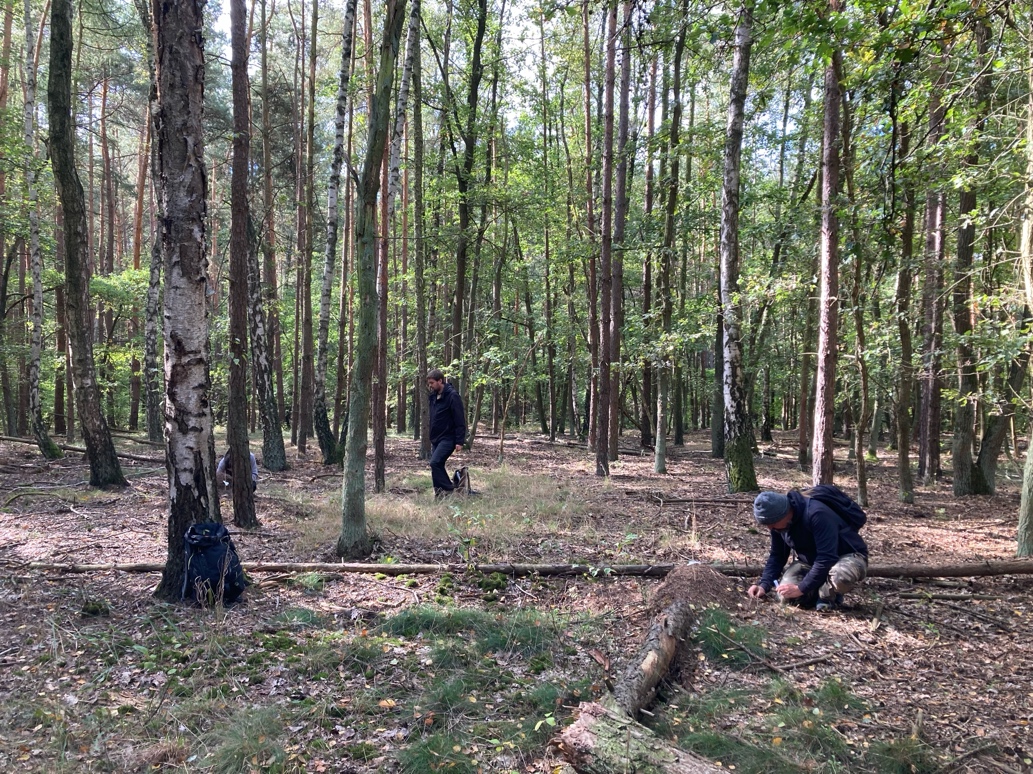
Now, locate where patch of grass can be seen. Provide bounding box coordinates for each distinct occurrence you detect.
[476,610,557,657]
[679,731,804,773]
[271,606,324,628]
[397,732,477,774]
[814,678,866,713]
[289,572,326,593]
[429,641,476,669]
[867,736,942,773]
[378,605,492,638]
[695,607,768,668]
[201,706,286,774]
[423,673,484,715]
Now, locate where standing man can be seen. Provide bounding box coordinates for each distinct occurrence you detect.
[747,489,868,610]
[426,369,467,499]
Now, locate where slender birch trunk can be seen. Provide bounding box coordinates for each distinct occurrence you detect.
[718,0,757,491]
[24,0,60,459]
[314,0,359,464]
[412,34,431,459]
[1017,24,1033,557]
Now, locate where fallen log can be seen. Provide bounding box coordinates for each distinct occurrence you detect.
[555,700,721,774]
[556,566,725,773]
[16,558,1033,580]
[0,435,163,465]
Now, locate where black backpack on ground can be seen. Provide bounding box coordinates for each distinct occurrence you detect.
[181,522,249,605]
[804,485,867,531]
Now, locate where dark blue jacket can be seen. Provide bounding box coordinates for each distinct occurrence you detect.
[429,383,467,447]
[759,490,868,595]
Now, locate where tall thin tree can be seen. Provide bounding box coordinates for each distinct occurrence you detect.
[338,0,407,559]
[314,0,359,464]
[811,0,844,487]
[24,0,60,460]
[227,0,257,528]
[719,0,758,491]
[48,0,125,488]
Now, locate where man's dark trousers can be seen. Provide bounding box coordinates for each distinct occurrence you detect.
[430,440,456,494]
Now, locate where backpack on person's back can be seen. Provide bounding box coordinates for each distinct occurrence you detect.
[803,484,867,531]
[182,522,249,605]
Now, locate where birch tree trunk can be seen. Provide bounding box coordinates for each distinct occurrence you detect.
[413,24,431,460]
[24,0,60,459]
[314,0,359,465]
[811,1,843,487]
[47,0,125,488]
[227,0,257,528]
[1017,25,1033,557]
[339,0,406,559]
[152,0,220,599]
[719,0,757,491]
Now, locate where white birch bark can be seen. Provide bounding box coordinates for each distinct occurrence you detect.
[314,0,359,463]
[719,0,758,492]
[24,0,59,459]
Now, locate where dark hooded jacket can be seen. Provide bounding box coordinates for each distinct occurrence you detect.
[758,490,868,595]
[429,382,467,447]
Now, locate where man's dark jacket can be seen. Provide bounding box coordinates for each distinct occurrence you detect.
[759,490,868,595]
[429,383,467,446]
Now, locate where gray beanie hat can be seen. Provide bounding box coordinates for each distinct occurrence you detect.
[753,491,789,525]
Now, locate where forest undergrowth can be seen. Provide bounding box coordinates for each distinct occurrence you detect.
[0,430,1030,773]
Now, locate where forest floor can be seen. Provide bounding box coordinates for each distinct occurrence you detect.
[0,428,1030,774]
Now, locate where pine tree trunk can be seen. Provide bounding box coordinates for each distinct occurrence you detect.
[227,0,258,528]
[151,0,220,599]
[47,0,125,488]
[918,67,947,484]
[132,0,164,445]
[952,21,990,497]
[811,11,843,487]
[595,0,616,476]
[894,121,916,503]
[339,0,406,559]
[260,0,285,431]
[719,0,757,492]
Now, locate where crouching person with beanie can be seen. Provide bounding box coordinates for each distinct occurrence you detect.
[747,489,868,610]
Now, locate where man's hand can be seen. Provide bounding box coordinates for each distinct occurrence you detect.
[747,584,767,599]
[776,582,803,600]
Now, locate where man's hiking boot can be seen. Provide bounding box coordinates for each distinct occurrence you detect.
[816,593,844,612]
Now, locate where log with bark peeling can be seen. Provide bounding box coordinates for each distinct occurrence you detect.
[555,566,726,773]
[556,700,722,774]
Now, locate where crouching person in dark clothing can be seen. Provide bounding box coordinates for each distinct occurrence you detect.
[426,369,466,500]
[747,490,868,610]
